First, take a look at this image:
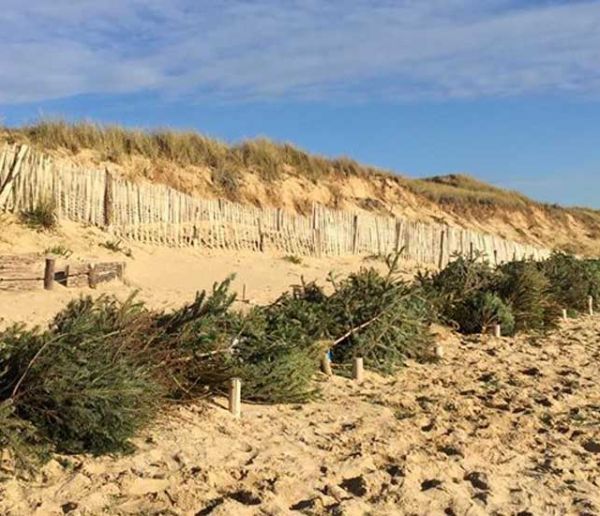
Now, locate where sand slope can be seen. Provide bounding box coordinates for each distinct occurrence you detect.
[1,317,599,515]
[1,216,407,329]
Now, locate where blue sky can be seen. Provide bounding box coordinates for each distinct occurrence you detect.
[1,1,599,207]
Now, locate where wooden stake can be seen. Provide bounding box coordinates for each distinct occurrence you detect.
[242,283,247,302]
[438,230,446,269]
[321,353,333,376]
[228,377,241,417]
[494,324,501,338]
[589,296,594,316]
[394,218,401,253]
[88,264,98,289]
[562,309,568,321]
[352,215,359,254]
[116,263,124,281]
[43,257,55,290]
[314,228,322,258]
[435,344,444,359]
[352,357,364,383]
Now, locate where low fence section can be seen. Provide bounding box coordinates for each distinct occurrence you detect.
[0,253,125,291]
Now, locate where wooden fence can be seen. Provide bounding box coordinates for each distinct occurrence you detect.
[0,143,550,266]
[0,252,125,291]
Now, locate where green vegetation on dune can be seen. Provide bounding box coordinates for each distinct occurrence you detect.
[2,120,378,185]
[405,174,531,210]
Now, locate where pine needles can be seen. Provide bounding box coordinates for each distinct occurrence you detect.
[1,251,598,469]
[1,297,161,456]
[540,253,600,313]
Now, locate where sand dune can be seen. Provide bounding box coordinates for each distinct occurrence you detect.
[1,316,599,515]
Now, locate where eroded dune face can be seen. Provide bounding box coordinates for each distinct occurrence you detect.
[2,317,599,515]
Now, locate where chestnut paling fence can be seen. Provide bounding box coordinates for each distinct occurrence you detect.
[0,143,550,266]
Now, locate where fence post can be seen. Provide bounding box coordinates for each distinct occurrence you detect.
[257,217,265,252]
[116,263,124,281]
[394,218,401,253]
[43,257,55,290]
[314,228,322,258]
[589,296,594,316]
[562,309,568,321]
[352,357,364,382]
[88,264,98,289]
[103,168,114,228]
[438,229,446,269]
[352,214,359,254]
[229,378,242,417]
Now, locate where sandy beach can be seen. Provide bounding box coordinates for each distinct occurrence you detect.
[1,314,599,515]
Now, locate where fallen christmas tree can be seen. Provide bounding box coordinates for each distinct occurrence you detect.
[0,250,598,467]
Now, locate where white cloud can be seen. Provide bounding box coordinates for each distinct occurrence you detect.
[1,0,599,103]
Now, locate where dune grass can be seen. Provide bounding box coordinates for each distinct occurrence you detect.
[3,120,600,227]
[1,120,374,184]
[402,174,531,210]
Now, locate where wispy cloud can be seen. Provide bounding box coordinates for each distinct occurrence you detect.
[1,0,600,104]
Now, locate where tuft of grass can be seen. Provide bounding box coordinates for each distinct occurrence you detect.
[100,238,133,258]
[282,255,302,265]
[401,174,531,211]
[20,198,57,231]
[44,245,72,258]
[211,168,242,201]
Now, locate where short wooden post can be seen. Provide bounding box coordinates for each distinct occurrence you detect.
[63,264,70,287]
[493,249,498,266]
[352,357,364,383]
[242,283,247,302]
[589,296,594,316]
[562,309,568,321]
[88,264,98,289]
[494,324,501,338]
[228,378,241,417]
[435,344,444,359]
[469,242,474,260]
[321,353,333,376]
[43,257,55,290]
